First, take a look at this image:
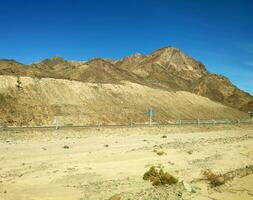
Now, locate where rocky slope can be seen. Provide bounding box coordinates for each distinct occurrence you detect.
[0,47,252,125]
[0,76,247,125]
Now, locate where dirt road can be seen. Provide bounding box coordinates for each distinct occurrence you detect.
[0,125,253,200]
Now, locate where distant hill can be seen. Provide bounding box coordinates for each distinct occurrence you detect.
[0,47,252,125]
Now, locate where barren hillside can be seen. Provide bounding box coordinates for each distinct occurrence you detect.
[1,47,252,112]
[0,47,252,125]
[0,75,247,126]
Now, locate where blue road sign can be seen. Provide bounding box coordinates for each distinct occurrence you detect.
[148,108,155,117]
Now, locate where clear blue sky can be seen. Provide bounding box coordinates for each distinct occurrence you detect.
[0,0,253,94]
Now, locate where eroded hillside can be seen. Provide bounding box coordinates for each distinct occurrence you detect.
[0,76,247,125]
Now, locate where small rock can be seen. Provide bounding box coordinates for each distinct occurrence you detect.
[187,150,193,155]
[191,188,197,193]
[183,181,192,192]
[177,191,182,197]
[168,161,174,165]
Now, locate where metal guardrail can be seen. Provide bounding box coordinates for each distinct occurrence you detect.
[176,119,253,125]
[0,118,252,131]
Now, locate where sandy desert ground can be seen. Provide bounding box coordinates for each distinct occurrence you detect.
[0,124,253,200]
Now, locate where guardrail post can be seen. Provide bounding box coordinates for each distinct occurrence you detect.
[197,119,200,127]
[55,120,59,130]
[130,119,133,128]
[52,117,60,130]
[157,119,160,126]
[96,121,100,129]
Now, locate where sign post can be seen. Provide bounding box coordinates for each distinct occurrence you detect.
[147,108,155,126]
[53,117,59,130]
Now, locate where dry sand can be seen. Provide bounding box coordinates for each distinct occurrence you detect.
[0,124,253,200]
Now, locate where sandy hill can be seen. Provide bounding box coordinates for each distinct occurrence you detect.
[0,47,252,125]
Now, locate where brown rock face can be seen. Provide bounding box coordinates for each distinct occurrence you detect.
[0,46,252,125]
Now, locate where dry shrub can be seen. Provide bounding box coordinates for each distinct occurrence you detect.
[161,135,167,138]
[109,194,121,200]
[202,169,227,187]
[143,166,178,186]
[156,151,166,156]
[187,150,193,155]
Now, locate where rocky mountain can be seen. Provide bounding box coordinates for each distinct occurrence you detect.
[0,46,252,125]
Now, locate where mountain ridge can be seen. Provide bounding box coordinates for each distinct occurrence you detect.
[0,46,252,116]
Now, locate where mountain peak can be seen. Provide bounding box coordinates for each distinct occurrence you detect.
[155,46,180,52]
[37,56,66,68]
[118,52,146,68]
[145,46,208,79]
[151,46,182,57]
[51,56,65,62]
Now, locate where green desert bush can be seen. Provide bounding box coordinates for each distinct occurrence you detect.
[143,166,178,186]
[143,166,157,181]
